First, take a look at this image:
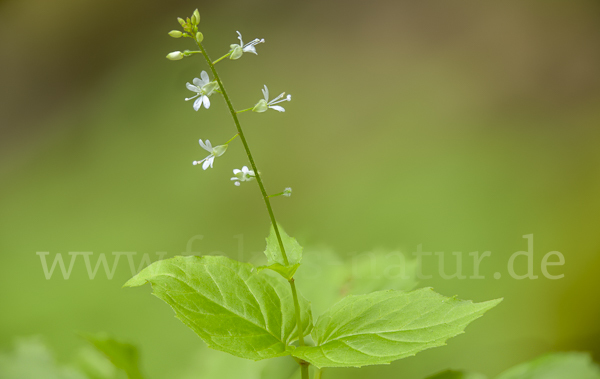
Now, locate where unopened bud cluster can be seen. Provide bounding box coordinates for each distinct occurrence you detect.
[166,9,203,60]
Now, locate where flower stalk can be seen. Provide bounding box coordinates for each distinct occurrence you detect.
[268,187,292,198]
[193,38,308,377]
[212,52,232,64]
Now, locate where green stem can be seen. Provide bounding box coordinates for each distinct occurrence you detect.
[212,52,232,65]
[301,364,310,379]
[289,278,305,347]
[194,40,308,378]
[224,133,240,145]
[236,107,254,114]
[194,42,289,265]
[268,192,285,198]
[290,278,307,379]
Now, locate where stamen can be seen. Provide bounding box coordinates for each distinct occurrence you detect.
[269,92,286,104]
[269,93,292,105]
[193,157,207,166]
[245,38,265,47]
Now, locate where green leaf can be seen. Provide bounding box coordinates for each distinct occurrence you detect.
[261,224,302,278]
[81,333,143,379]
[496,352,600,379]
[425,370,487,379]
[292,288,501,368]
[257,263,301,280]
[295,249,417,317]
[124,255,312,361]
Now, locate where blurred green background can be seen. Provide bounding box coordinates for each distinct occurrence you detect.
[1,0,599,378]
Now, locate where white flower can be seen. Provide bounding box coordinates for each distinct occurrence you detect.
[253,85,292,113]
[231,166,256,186]
[193,139,228,170]
[283,187,292,197]
[229,31,265,60]
[185,71,218,111]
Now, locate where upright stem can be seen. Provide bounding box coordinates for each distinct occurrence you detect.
[195,41,308,379]
[195,41,289,266]
[301,364,310,379]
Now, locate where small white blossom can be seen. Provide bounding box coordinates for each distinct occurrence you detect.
[253,85,292,113]
[231,166,256,186]
[283,187,292,197]
[193,139,228,170]
[229,31,265,60]
[185,71,218,111]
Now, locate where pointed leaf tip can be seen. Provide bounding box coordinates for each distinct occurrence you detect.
[265,224,303,264]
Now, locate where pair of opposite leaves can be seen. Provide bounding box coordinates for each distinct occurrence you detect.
[125,227,501,369]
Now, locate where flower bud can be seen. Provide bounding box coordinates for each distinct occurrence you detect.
[252,99,268,113]
[230,45,243,60]
[166,51,184,60]
[196,31,204,43]
[183,18,193,32]
[283,187,292,197]
[177,17,186,27]
[193,9,200,25]
[168,30,183,38]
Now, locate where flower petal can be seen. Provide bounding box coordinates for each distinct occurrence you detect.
[262,85,269,101]
[186,82,200,93]
[203,95,210,109]
[236,31,243,45]
[200,71,210,84]
[269,105,285,112]
[243,45,257,54]
[193,97,203,111]
[193,78,203,87]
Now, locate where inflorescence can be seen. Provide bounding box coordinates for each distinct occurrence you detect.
[167,9,292,195]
